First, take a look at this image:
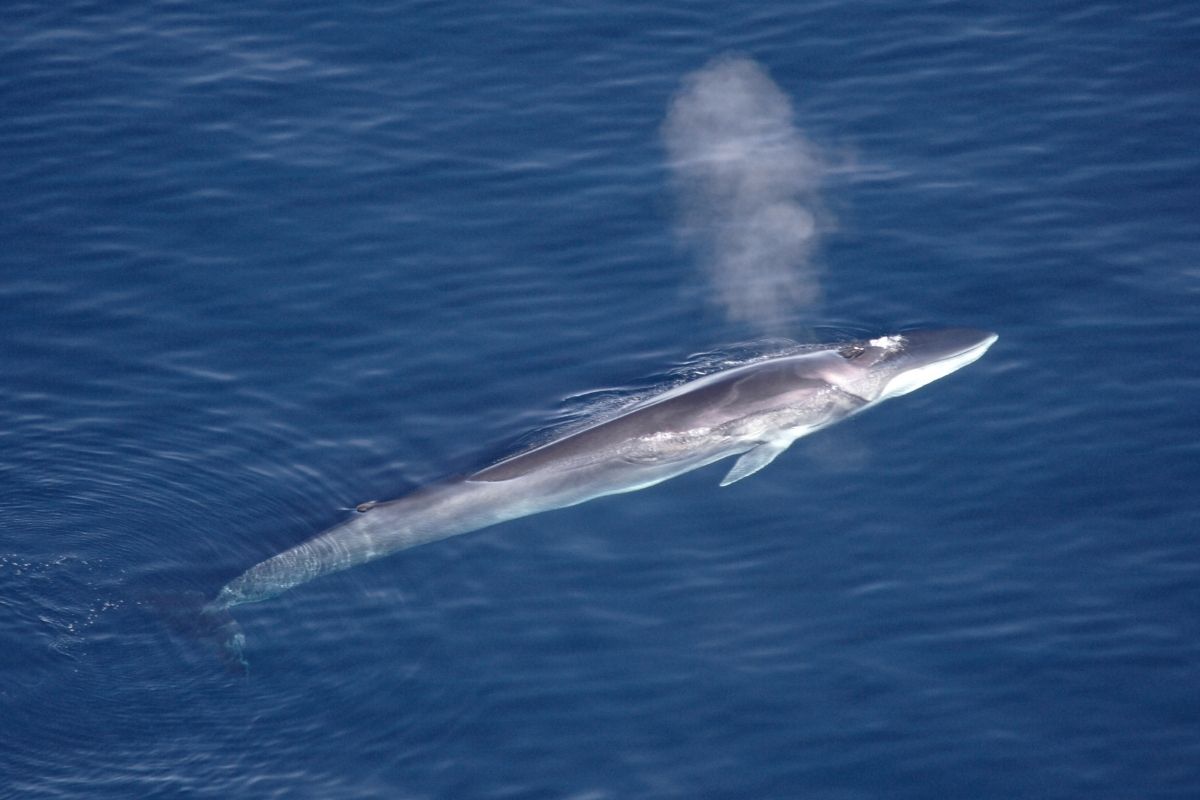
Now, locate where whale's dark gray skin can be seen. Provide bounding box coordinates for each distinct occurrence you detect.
[212,328,996,616]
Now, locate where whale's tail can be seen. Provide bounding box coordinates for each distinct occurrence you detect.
[147,590,248,674]
[201,600,248,673]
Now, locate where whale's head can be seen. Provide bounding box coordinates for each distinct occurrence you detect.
[822,328,998,405]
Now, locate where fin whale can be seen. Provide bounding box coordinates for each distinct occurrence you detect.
[211,329,997,624]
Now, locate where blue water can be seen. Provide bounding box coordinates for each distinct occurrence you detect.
[3,2,1199,798]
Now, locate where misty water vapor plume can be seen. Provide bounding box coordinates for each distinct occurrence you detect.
[663,57,827,333]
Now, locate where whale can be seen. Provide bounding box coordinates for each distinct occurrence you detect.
[210,328,996,629]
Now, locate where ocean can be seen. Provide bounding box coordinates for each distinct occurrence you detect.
[2,2,1198,798]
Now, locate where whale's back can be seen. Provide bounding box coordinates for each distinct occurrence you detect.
[469,358,831,482]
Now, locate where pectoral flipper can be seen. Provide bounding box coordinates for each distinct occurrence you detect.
[719,440,791,486]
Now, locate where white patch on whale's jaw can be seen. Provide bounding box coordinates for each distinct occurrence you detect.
[877,334,998,401]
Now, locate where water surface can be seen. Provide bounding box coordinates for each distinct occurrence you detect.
[2,2,1199,798]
